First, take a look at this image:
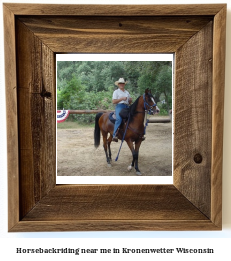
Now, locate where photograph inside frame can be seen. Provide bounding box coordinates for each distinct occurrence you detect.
[56,54,173,184]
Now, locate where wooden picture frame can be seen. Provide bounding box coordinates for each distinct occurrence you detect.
[4,3,226,231]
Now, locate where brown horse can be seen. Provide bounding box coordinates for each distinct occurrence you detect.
[94,89,159,175]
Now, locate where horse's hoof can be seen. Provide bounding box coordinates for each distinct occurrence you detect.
[107,163,112,167]
[136,171,142,176]
[127,165,132,171]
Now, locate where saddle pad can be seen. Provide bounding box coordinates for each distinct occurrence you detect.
[109,112,116,124]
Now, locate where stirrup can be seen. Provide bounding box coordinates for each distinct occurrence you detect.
[112,136,118,142]
[142,136,146,141]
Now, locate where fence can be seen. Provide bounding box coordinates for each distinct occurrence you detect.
[68,110,171,123]
[69,110,113,114]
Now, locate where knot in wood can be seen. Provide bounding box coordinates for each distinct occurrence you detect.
[40,90,52,99]
[194,153,202,164]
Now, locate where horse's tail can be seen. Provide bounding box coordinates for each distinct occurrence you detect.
[94,112,103,148]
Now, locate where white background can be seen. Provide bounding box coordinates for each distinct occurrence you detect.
[1,0,231,260]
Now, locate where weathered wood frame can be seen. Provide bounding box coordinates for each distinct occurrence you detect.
[4,4,226,231]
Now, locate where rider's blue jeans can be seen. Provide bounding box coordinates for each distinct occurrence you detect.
[113,103,128,137]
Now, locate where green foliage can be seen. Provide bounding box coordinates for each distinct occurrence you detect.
[137,74,155,94]
[57,74,85,110]
[57,60,173,123]
[155,65,172,111]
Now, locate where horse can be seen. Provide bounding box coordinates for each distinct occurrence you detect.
[94,88,159,175]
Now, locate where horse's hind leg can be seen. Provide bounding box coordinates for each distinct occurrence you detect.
[102,131,111,166]
[107,134,113,161]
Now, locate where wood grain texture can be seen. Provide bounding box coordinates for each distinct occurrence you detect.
[211,5,226,228]
[22,185,207,221]
[18,16,213,53]
[3,4,20,231]
[174,22,213,218]
[16,19,56,219]
[14,185,218,232]
[11,220,218,232]
[4,3,226,231]
[3,3,225,16]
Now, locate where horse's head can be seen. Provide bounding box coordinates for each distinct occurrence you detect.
[143,89,160,115]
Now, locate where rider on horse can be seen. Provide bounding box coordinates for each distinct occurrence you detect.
[94,87,158,174]
[112,78,132,142]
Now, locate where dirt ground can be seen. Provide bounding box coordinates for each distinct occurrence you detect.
[57,117,172,176]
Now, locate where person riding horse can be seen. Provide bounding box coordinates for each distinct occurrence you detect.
[112,78,132,142]
[94,87,158,175]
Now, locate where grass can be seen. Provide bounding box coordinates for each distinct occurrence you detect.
[57,121,94,129]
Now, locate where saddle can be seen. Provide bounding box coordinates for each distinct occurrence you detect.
[109,108,130,124]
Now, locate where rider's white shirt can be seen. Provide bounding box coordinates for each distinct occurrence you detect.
[112,89,131,105]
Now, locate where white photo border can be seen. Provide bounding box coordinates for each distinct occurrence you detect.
[56,54,174,184]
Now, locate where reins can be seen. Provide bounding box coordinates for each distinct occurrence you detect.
[115,113,131,161]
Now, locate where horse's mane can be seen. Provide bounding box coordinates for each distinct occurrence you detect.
[129,95,141,121]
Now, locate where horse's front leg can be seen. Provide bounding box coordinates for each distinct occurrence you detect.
[126,139,142,175]
[126,139,134,171]
[127,159,134,171]
[134,139,142,175]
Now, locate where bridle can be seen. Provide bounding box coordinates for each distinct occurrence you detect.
[143,93,157,115]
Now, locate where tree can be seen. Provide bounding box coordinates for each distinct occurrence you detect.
[155,65,172,112]
[56,60,173,122]
[57,74,85,110]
